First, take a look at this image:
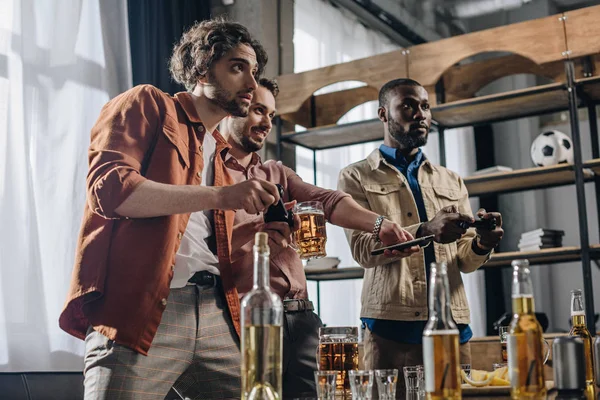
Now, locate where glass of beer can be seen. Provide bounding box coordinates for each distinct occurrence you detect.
[293,201,327,259]
[317,327,359,397]
[499,326,509,362]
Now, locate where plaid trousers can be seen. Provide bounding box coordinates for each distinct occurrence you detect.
[83,283,241,400]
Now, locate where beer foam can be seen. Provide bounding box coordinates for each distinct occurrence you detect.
[423,329,459,335]
[511,294,534,299]
[571,311,586,316]
[296,210,324,215]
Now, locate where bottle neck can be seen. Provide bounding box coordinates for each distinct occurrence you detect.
[253,245,270,289]
[429,268,453,324]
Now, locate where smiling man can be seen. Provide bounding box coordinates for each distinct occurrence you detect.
[338,78,504,399]
[220,78,419,399]
[59,19,284,400]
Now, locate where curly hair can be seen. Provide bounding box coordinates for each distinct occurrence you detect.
[169,18,268,91]
[258,78,279,98]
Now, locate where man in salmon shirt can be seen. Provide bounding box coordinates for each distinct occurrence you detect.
[219,78,420,399]
[59,19,282,400]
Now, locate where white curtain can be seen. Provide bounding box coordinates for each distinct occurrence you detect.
[0,0,131,371]
[294,0,486,336]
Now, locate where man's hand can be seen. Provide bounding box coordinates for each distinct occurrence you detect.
[217,178,280,214]
[379,220,420,257]
[260,201,299,249]
[475,208,504,251]
[420,205,473,244]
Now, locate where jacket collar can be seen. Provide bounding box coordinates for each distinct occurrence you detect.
[367,148,435,172]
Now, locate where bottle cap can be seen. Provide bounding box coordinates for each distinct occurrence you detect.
[255,232,269,248]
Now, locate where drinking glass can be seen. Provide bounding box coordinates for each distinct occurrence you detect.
[374,369,398,400]
[314,370,338,400]
[348,370,374,400]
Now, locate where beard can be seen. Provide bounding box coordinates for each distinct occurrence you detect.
[208,72,249,117]
[239,134,263,153]
[388,117,428,150]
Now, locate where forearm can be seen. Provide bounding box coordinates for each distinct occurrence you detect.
[329,197,379,232]
[114,180,221,218]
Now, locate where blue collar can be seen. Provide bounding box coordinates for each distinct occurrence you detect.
[379,145,424,169]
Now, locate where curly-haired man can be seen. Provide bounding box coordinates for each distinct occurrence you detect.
[59,18,280,399]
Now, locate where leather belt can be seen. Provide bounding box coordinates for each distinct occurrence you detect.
[283,299,314,313]
[188,271,219,287]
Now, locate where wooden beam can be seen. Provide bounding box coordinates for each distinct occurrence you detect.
[441,55,567,103]
[564,5,600,59]
[408,12,568,88]
[276,49,408,116]
[280,86,379,127]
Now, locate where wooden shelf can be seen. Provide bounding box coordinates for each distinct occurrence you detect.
[576,75,600,102]
[484,245,600,269]
[305,245,600,281]
[280,119,383,150]
[465,163,594,196]
[583,158,600,174]
[432,82,569,129]
[305,266,364,281]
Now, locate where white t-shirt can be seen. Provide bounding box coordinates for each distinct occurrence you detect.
[170,132,220,288]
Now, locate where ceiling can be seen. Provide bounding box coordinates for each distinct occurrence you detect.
[332,0,600,46]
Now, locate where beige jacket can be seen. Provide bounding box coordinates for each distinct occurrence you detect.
[338,149,491,324]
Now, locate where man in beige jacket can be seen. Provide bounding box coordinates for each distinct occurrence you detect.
[338,78,504,398]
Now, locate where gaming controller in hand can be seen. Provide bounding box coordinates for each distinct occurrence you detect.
[263,184,294,227]
[457,218,497,231]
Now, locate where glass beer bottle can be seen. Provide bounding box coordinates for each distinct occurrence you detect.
[241,232,284,400]
[423,262,461,400]
[508,259,546,400]
[569,289,595,387]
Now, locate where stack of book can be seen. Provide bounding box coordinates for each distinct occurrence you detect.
[518,229,565,252]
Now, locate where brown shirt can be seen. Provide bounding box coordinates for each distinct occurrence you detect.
[59,85,240,355]
[226,154,350,300]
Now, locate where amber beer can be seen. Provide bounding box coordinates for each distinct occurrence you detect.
[317,327,359,397]
[423,331,461,400]
[569,289,595,387]
[294,201,326,259]
[508,260,546,400]
[423,263,461,400]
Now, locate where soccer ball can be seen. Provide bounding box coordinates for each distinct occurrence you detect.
[530,130,574,167]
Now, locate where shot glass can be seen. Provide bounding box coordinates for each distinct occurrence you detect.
[403,366,424,400]
[314,370,338,400]
[374,369,398,400]
[348,370,374,400]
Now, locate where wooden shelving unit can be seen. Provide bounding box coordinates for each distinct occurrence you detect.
[431,82,569,129]
[464,164,594,196]
[278,5,600,330]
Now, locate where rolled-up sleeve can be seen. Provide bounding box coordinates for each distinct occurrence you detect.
[284,166,350,220]
[86,85,162,219]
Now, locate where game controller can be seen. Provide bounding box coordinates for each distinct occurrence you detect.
[457,218,497,231]
[263,184,294,227]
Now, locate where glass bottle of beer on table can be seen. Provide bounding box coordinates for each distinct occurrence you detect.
[241,232,284,400]
[569,289,595,388]
[507,259,546,400]
[423,262,461,400]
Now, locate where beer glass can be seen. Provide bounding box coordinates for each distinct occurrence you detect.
[499,326,509,362]
[317,327,360,397]
[293,201,327,259]
[403,366,425,400]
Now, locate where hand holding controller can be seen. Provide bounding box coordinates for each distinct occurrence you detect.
[263,184,295,227]
[457,218,497,231]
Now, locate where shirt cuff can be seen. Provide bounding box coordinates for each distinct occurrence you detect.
[471,237,492,255]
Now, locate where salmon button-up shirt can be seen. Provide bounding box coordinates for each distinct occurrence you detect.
[226,154,350,300]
